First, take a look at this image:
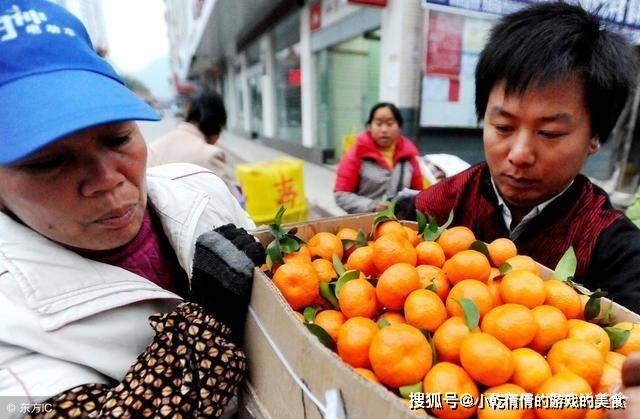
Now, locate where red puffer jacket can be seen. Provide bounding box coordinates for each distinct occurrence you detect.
[335,131,422,192]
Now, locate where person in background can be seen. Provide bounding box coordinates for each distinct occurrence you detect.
[334,102,423,214]
[0,1,262,417]
[148,90,235,191]
[413,2,640,313]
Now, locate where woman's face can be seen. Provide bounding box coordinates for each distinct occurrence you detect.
[0,121,148,251]
[370,106,401,148]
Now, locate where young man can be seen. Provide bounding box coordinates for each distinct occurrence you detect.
[414,2,640,312]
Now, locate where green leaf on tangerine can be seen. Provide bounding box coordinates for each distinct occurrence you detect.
[303,306,321,324]
[469,240,491,260]
[399,381,423,399]
[498,262,512,275]
[332,254,346,276]
[604,327,631,350]
[334,270,361,298]
[377,318,391,329]
[305,323,336,350]
[554,247,577,282]
[457,297,479,330]
[319,281,339,310]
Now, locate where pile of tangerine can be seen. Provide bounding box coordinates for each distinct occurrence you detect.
[264,220,640,419]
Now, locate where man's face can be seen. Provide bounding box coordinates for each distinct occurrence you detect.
[483,78,599,210]
[0,121,148,251]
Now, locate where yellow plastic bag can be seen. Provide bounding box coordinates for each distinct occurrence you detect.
[341,125,358,157]
[236,157,308,226]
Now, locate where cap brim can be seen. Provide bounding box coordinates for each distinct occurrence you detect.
[0,70,161,164]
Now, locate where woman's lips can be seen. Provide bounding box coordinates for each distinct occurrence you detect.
[94,204,137,229]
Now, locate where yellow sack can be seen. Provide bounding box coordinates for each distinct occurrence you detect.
[236,157,308,226]
[341,125,358,157]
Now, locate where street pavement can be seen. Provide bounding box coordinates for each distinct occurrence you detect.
[138,114,346,222]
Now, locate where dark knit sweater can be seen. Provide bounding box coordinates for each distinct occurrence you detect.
[415,163,640,313]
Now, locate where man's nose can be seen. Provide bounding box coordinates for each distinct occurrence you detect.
[508,130,536,167]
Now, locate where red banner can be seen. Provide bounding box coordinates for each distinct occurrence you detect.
[426,12,463,77]
[347,0,387,7]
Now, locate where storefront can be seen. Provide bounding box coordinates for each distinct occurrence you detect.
[274,11,303,143]
[311,0,383,159]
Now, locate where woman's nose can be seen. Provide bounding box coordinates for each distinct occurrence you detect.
[79,156,126,197]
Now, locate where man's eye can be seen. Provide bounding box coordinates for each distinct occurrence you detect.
[105,135,131,148]
[539,131,566,139]
[494,125,512,134]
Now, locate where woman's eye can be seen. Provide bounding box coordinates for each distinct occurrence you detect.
[105,135,131,148]
[22,157,65,171]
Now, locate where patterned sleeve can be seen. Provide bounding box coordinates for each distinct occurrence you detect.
[26,302,246,419]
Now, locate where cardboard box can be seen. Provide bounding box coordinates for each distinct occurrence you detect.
[242,214,639,419]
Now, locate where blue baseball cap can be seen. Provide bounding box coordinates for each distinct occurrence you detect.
[0,0,161,164]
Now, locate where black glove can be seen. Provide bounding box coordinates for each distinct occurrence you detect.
[190,224,265,344]
[394,194,418,221]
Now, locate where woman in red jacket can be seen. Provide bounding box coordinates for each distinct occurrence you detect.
[334,102,423,214]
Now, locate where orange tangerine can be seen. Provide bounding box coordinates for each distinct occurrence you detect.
[416,241,446,268]
[404,289,448,332]
[478,383,532,419]
[272,262,320,310]
[544,279,583,320]
[536,372,592,419]
[433,316,476,364]
[446,279,494,319]
[480,304,538,349]
[338,278,378,319]
[354,367,380,383]
[345,245,378,277]
[510,347,552,393]
[442,249,491,285]
[547,338,605,389]
[376,263,421,311]
[416,265,450,301]
[283,245,312,264]
[403,226,421,246]
[307,232,343,261]
[312,258,337,283]
[372,233,417,272]
[499,270,546,309]
[487,238,518,267]
[566,319,611,359]
[314,309,346,343]
[437,226,476,259]
[460,332,514,387]
[423,362,479,419]
[374,220,406,240]
[369,324,433,388]
[337,317,379,368]
[504,255,540,276]
[529,305,568,354]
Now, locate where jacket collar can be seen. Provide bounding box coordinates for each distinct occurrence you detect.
[355,131,418,168]
[0,172,210,331]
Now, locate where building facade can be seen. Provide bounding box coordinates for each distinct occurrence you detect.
[165,0,640,183]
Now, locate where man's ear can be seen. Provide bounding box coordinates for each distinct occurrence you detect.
[588,136,601,155]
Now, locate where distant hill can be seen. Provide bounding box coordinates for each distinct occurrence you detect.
[129,56,172,101]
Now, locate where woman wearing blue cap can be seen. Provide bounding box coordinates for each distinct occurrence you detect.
[0,1,262,417]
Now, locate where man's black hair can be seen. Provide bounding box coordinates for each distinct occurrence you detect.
[366,102,404,128]
[475,1,637,143]
[185,90,228,138]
